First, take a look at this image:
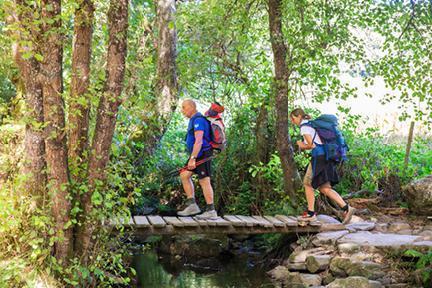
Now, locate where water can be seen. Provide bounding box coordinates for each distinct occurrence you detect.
[132,251,275,288]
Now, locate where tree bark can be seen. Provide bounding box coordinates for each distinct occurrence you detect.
[155,0,178,121]
[130,0,178,158]
[78,0,129,257]
[40,0,72,261]
[13,1,47,202]
[404,121,415,170]
[255,102,270,165]
[68,0,94,176]
[268,0,301,204]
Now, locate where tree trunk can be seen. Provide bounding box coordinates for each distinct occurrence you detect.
[135,0,178,157]
[13,1,47,202]
[68,0,94,177]
[255,102,270,165]
[254,101,270,209]
[404,121,415,170]
[268,0,301,204]
[77,0,129,257]
[40,0,72,261]
[155,0,178,121]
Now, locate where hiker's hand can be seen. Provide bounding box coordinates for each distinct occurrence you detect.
[187,158,196,170]
[296,140,304,150]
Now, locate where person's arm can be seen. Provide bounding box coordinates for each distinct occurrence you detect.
[296,134,315,150]
[187,130,203,170]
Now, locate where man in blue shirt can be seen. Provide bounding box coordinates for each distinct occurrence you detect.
[177,99,217,219]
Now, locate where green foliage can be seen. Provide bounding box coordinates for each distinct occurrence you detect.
[0,0,432,285]
[366,1,432,124]
[335,117,432,194]
[404,249,432,285]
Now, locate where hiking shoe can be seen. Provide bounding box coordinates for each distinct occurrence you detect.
[177,203,201,217]
[196,210,218,220]
[297,211,317,222]
[342,206,356,225]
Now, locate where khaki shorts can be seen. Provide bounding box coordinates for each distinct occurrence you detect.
[303,163,313,186]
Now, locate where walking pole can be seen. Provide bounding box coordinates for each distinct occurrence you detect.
[166,155,216,178]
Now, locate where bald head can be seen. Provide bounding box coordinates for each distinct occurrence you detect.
[181,99,198,118]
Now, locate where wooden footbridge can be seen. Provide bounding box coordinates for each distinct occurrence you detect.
[111,215,345,237]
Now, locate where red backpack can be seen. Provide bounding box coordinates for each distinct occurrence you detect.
[205,103,227,152]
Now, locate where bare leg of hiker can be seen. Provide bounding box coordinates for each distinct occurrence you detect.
[177,171,201,216]
[305,184,315,212]
[318,183,345,207]
[199,177,213,204]
[298,164,317,222]
[197,177,217,219]
[180,170,194,198]
[319,182,355,224]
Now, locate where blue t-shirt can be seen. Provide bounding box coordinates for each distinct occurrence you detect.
[186,112,212,157]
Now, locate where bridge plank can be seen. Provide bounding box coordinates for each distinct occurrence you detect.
[236,215,260,227]
[252,216,274,228]
[134,216,150,228]
[264,216,286,228]
[147,215,166,228]
[207,217,231,226]
[163,217,185,227]
[223,215,246,227]
[178,217,200,227]
[192,217,212,226]
[275,215,298,227]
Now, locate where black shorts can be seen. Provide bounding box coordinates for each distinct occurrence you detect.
[187,149,213,179]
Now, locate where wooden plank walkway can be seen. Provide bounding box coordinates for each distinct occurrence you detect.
[109,215,345,237]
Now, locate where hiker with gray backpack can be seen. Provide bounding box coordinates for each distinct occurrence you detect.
[290,108,355,225]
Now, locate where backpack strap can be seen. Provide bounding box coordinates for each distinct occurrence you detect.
[300,122,318,145]
[190,115,211,143]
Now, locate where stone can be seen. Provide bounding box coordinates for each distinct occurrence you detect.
[388,222,411,232]
[267,265,289,281]
[326,276,373,288]
[312,230,350,246]
[396,229,413,235]
[289,247,327,263]
[411,241,432,247]
[346,222,376,231]
[337,231,421,248]
[338,243,361,254]
[368,280,384,288]
[322,270,335,285]
[299,273,322,287]
[329,257,385,280]
[317,214,342,224]
[346,261,385,280]
[348,252,380,262]
[348,215,365,224]
[418,230,432,241]
[268,270,322,287]
[373,223,388,233]
[329,257,351,277]
[287,262,307,271]
[305,255,331,273]
[403,175,432,215]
